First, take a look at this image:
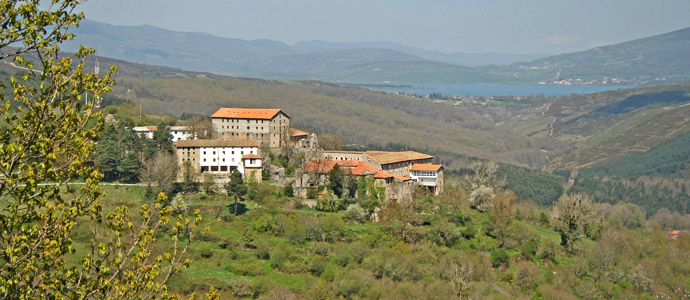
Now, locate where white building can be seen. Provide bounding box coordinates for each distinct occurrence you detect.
[169,126,194,142]
[133,125,196,142]
[409,164,444,195]
[176,139,262,180]
[132,126,157,139]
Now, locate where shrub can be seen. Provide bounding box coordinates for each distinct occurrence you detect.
[462,224,478,239]
[427,219,462,247]
[270,249,289,270]
[228,277,254,297]
[308,256,328,276]
[283,185,294,197]
[344,204,367,223]
[226,260,267,276]
[490,248,510,267]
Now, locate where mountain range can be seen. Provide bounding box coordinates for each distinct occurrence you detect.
[60,20,690,85]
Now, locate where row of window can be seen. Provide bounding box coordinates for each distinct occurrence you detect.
[202,150,252,155]
[200,166,238,173]
[220,119,265,124]
[412,171,437,177]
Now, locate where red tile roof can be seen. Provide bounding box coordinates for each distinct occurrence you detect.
[410,164,443,171]
[290,128,309,137]
[364,151,433,165]
[211,108,287,120]
[242,154,263,159]
[303,160,412,181]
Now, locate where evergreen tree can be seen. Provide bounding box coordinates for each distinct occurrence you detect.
[225,169,248,216]
[119,152,143,183]
[328,164,345,197]
[152,122,174,153]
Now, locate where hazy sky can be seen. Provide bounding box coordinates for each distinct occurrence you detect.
[78,0,690,55]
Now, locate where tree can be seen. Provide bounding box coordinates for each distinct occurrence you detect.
[489,190,516,246]
[327,164,344,197]
[226,169,248,216]
[553,193,593,253]
[203,173,216,194]
[0,2,200,298]
[143,152,179,196]
[319,133,342,151]
[119,151,143,182]
[181,160,199,193]
[152,122,174,153]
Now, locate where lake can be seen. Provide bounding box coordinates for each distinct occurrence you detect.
[371,84,636,97]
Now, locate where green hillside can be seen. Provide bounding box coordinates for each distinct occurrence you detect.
[492,27,690,85]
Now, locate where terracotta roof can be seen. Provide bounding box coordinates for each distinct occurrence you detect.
[242,154,263,159]
[176,139,259,148]
[411,164,443,171]
[303,159,412,182]
[211,108,288,120]
[364,151,433,165]
[290,128,309,137]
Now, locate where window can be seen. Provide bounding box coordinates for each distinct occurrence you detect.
[213,151,216,155]
[203,151,206,155]
[203,159,206,162]
[241,151,244,155]
[222,158,225,162]
[247,126,250,130]
[222,151,225,154]
[211,166,218,172]
[213,158,216,162]
[232,151,235,154]
[220,166,228,172]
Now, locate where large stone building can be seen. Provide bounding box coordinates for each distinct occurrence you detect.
[308,150,444,197]
[211,108,290,148]
[295,159,417,202]
[176,139,263,182]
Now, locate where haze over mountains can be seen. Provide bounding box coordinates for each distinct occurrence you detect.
[61,20,690,85]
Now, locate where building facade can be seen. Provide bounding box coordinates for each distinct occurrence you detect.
[211,108,290,148]
[176,139,262,181]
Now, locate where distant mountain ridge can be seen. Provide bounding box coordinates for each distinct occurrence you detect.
[492,26,690,85]
[61,20,690,85]
[59,20,527,83]
[293,40,551,66]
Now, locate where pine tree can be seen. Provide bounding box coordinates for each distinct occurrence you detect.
[225,169,248,216]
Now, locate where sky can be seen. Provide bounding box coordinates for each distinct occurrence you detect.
[78,0,690,55]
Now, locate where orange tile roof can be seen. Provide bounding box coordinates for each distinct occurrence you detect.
[176,139,259,148]
[242,154,263,159]
[211,108,288,120]
[364,151,433,165]
[410,164,443,171]
[290,128,309,137]
[303,159,411,182]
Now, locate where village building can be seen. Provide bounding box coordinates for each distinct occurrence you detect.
[290,128,319,149]
[132,126,157,139]
[211,108,290,148]
[300,149,444,198]
[295,159,416,202]
[133,125,196,142]
[410,164,444,195]
[176,139,263,182]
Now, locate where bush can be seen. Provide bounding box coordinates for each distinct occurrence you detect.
[462,224,478,239]
[228,277,254,297]
[308,256,328,276]
[427,219,462,247]
[344,204,367,223]
[270,249,289,270]
[490,248,510,267]
[283,185,294,197]
[226,260,267,276]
